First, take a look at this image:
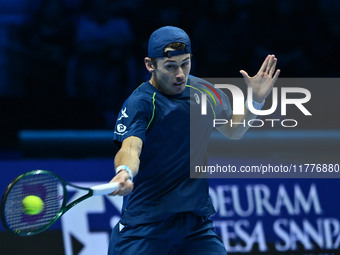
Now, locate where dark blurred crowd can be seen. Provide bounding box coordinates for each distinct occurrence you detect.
[0,0,339,132]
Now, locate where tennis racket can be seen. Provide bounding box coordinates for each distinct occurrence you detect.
[0,170,120,236]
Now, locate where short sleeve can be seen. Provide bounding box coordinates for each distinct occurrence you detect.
[113,95,153,147]
[189,75,232,121]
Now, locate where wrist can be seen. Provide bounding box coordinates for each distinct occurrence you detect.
[115,165,133,182]
[245,97,265,111]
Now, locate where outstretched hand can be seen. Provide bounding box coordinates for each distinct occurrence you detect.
[240,54,280,102]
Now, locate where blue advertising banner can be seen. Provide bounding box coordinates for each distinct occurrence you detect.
[210,178,340,254]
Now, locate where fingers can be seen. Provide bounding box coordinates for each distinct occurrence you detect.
[110,180,134,196]
[259,55,278,77]
[272,69,281,83]
[108,171,134,196]
[259,55,270,74]
[268,56,278,77]
[266,55,274,74]
[243,54,279,79]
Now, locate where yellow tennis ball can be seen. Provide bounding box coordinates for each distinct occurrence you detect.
[22,195,44,215]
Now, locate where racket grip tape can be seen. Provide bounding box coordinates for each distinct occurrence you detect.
[91,182,120,195]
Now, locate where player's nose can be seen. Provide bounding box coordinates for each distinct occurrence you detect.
[176,67,185,80]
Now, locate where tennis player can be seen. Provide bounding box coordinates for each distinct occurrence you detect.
[108,26,280,255]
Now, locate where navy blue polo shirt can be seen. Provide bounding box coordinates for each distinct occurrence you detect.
[113,75,232,225]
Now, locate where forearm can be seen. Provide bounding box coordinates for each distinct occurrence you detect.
[109,136,142,196]
[114,136,143,179]
[114,149,140,178]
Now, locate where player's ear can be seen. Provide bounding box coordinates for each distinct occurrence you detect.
[145,57,155,73]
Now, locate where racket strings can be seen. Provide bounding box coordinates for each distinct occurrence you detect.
[3,173,64,235]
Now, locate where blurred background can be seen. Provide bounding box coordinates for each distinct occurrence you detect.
[0,0,340,254]
[0,0,339,150]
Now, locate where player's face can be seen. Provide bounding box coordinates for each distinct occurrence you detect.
[152,54,191,95]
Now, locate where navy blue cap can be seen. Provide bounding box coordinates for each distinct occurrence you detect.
[148,26,192,58]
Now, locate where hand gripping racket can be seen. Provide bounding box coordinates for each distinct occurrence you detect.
[0,170,119,236]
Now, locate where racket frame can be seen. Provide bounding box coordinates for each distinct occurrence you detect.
[0,170,96,236]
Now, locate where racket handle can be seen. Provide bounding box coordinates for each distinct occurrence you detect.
[91,182,120,195]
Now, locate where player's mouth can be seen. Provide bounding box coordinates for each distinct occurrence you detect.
[174,81,185,87]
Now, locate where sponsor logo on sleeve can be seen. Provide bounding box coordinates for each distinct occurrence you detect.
[117,107,129,121]
[114,124,128,136]
[115,108,129,136]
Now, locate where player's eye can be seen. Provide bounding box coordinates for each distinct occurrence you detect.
[181,62,189,68]
[166,64,177,70]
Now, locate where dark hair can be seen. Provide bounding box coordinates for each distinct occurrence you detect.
[150,42,186,67]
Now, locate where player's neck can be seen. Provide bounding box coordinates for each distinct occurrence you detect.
[149,76,160,91]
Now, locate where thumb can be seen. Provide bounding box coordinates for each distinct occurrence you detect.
[239,70,249,79]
